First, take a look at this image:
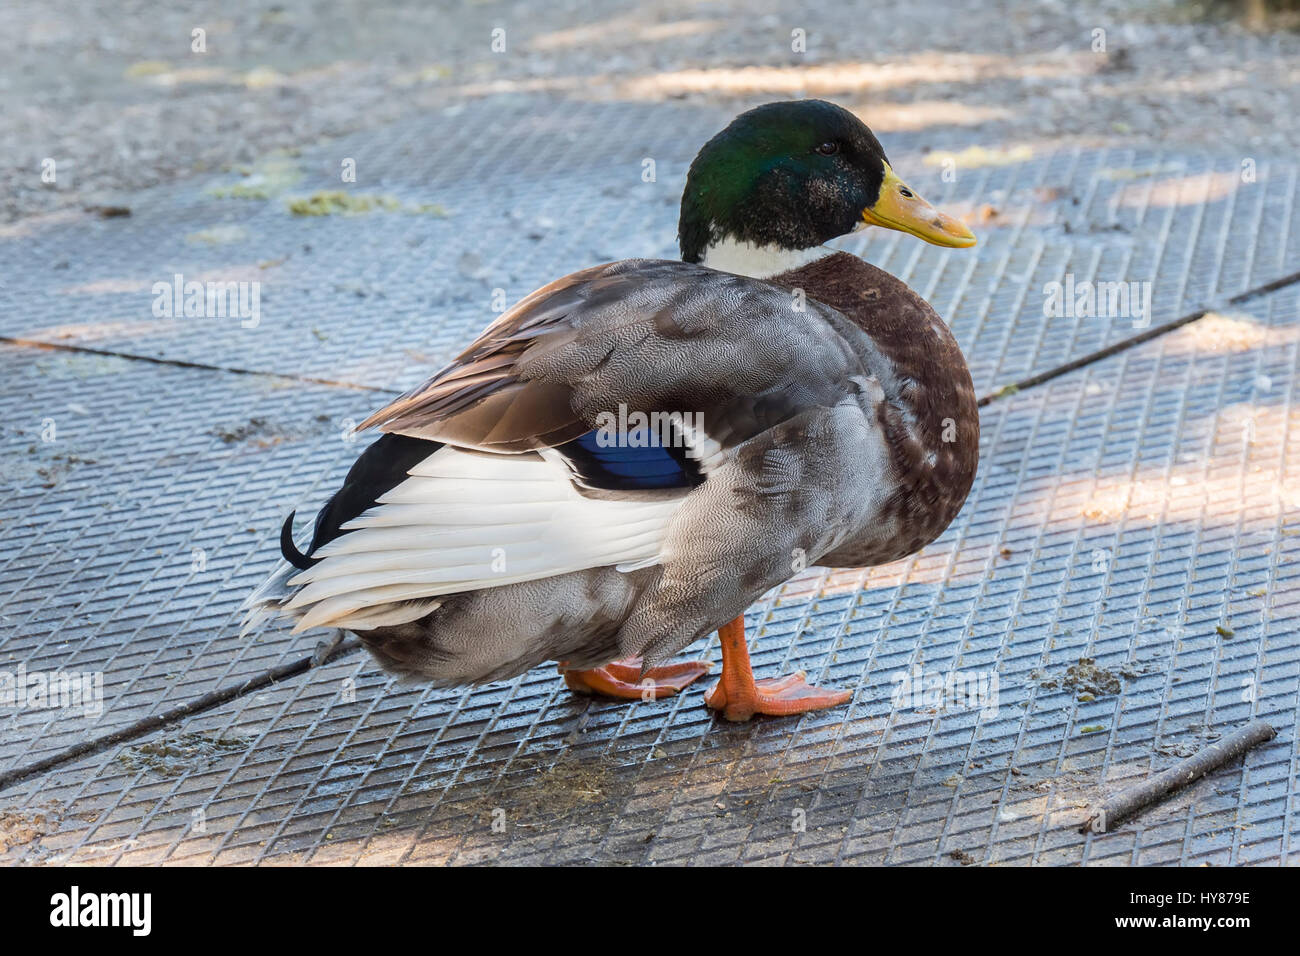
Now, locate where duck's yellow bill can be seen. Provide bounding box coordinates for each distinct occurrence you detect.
[861,163,977,248]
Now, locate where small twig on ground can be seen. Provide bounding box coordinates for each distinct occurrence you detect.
[1080,719,1277,834]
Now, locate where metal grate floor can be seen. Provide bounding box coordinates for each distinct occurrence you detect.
[1,94,1296,866]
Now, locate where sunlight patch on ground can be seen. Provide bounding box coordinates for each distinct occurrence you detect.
[1113,170,1242,209]
[1170,312,1296,354]
[447,52,1100,101]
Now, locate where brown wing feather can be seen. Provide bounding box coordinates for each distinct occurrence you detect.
[357,265,614,451]
[359,258,874,454]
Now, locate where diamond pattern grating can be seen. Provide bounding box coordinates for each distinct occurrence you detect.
[0,95,1296,866]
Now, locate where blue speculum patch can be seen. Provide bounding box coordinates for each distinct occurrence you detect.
[558,428,703,491]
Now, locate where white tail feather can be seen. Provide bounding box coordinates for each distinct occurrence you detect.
[243,445,683,634]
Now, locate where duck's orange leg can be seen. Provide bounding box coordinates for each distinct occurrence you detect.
[562,657,711,700]
[704,616,851,721]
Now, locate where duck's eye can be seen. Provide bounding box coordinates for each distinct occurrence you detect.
[815,141,839,156]
[899,187,914,198]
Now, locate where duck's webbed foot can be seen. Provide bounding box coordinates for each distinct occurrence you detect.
[703,616,851,722]
[560,657,711,700]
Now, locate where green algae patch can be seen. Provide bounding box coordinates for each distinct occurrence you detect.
[410,202,450,216]
[187,225,249,244]
[285,190,449,217]
[124,60,171,78]
[206,153,303,200]
[287,191,401,216]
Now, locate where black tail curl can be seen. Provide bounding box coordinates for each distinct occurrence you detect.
[280,511,318,570]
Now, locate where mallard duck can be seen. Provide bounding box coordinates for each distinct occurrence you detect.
[243,99,979,721]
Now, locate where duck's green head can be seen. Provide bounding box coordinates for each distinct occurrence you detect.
[679,100,975,272]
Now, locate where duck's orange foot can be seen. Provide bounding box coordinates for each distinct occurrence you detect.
[561,657,711,700]
[704,670,852,722]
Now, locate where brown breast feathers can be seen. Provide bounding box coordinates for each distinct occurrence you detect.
[771,252,980,563]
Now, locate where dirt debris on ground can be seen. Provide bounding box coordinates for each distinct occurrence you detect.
[1036,657,1141,701]
[210,414,332,447]
[0,807,58,853]
[0,801,72,863]
[115,730,252,779]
